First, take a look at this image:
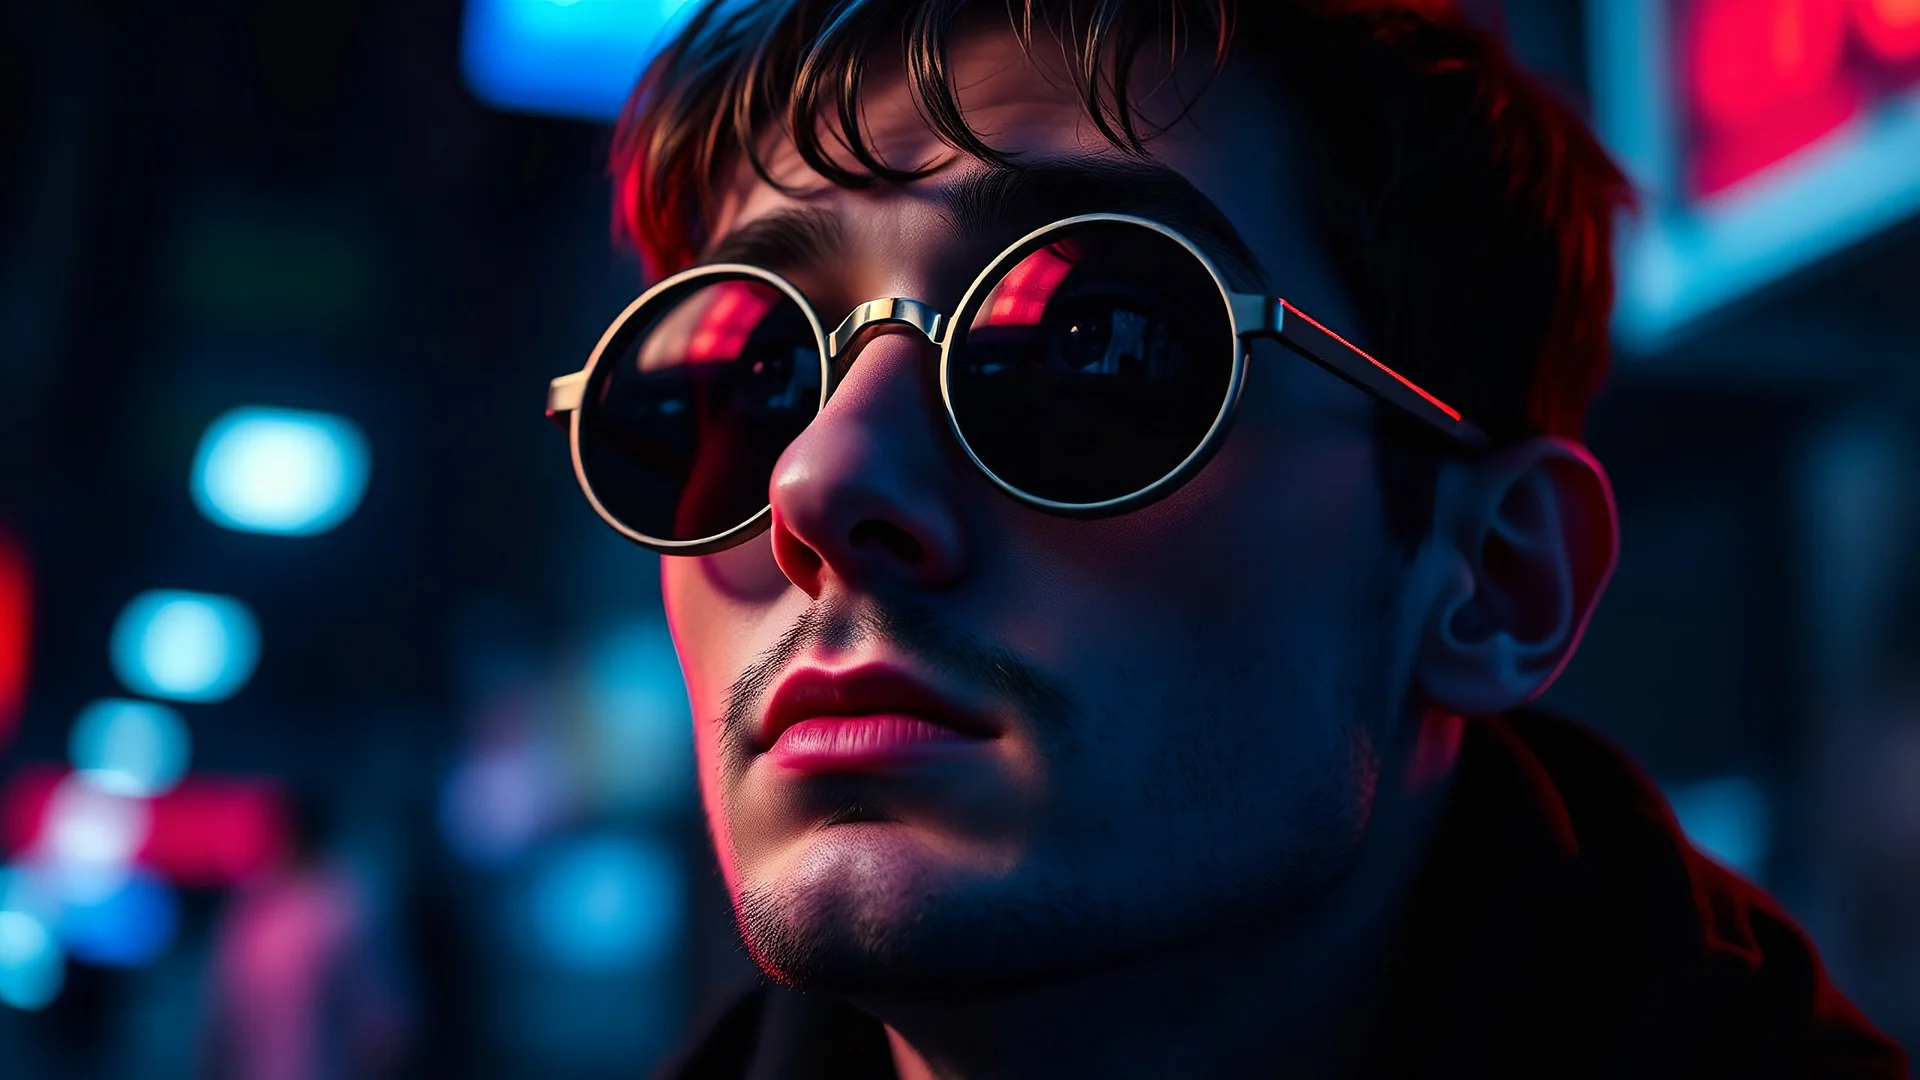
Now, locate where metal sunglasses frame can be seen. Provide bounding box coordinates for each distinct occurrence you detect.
[546,212,1489,555]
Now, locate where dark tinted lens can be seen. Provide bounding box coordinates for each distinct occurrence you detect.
[578,276,822,543]
[946,221,1236,505]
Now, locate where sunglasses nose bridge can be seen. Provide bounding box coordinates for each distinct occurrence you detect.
[826,297,946,359]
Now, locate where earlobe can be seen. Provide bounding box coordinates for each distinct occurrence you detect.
[1416,437,1619,716]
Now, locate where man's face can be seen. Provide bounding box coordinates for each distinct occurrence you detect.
[662,28,1424,992]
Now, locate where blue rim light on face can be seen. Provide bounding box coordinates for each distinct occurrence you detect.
[191,406,371,537]
[109,591,260,705]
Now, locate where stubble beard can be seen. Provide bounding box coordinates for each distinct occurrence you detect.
[731,692,1386,999]
[725,575,1399,998]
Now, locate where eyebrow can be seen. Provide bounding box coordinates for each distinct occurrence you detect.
[695,159,1269,289]
[940,159,1269,288]
[699,207,847,274]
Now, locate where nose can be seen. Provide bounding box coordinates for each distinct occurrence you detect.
[767,328,969,597]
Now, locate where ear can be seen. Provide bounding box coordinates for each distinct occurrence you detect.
[1415,437,1619,715]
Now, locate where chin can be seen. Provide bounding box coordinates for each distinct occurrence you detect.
[731,820,1028,993]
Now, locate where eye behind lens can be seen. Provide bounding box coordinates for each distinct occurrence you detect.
[577,274,824,545]
[946,220,1238,508]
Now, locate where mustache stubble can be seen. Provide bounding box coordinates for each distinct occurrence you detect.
[718,600,1078,756]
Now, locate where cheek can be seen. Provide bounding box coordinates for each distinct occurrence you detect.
[986,408,1389,802]
[1185,363,1387,586]
[662,534,789,718]
[663,545,794,891]
[690,717,738,891]
[1006,417,1383,639]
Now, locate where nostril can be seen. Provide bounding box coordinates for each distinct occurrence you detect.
[849,519,925,564]
[771,513,825,591]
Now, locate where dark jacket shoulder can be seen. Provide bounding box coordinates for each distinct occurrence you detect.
[1403,709,1909,1078]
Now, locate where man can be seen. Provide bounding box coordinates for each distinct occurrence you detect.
[545,1,1910,1075]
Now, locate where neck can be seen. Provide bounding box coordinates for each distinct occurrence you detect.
[870,708,1464,1080]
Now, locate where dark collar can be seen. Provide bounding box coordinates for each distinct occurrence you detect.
[664,977,896,1080]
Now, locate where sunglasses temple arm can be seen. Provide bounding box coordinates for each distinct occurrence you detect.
[1233,295,1490,449]
[546,371,587,431]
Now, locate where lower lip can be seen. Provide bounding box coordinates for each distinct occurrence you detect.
[767,715,989,771]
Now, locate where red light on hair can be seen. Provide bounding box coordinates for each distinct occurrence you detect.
[0,534,27,746]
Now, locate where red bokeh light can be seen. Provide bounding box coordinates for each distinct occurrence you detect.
[0,533,28,746]
[3,766,290,887]
[1690,0,1849,126]
[1687,0,1859,195]
[1681,0,1920,196]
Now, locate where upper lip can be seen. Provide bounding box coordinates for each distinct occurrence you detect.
[760,663,998,750]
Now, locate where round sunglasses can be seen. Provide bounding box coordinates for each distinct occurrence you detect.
[545,213,1487,554]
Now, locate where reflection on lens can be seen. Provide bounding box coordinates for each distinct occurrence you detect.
[578,276,822,543]
[947,221,1236,506]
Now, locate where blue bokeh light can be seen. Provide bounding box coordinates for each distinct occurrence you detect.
[461,0,706,121]
[529,834,682,972]
[192,406,370,536]
[440,741,562,868]
[69,699,192,797]
[583,618,694,810]
[0,868,57,929]
[0,910,64,1011]
[110,590,260,704]
[56,871,179,969]
[1666,776,1771,878]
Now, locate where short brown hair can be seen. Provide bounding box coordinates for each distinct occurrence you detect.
[609,0,1633,548]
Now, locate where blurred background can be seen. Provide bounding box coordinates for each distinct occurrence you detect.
[0,0,1917,1076]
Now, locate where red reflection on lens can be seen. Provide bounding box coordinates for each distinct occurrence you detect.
[686,281,781,363]
[978,245,1076,328]
[635,280,784,376]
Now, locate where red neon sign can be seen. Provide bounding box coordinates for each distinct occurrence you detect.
[2,767,290,887]
[1683,0,1920,196]
[0,534,28,746]
[1856,0,1920,62]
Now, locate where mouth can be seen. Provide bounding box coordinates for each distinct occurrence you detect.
[760,663,999,772]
